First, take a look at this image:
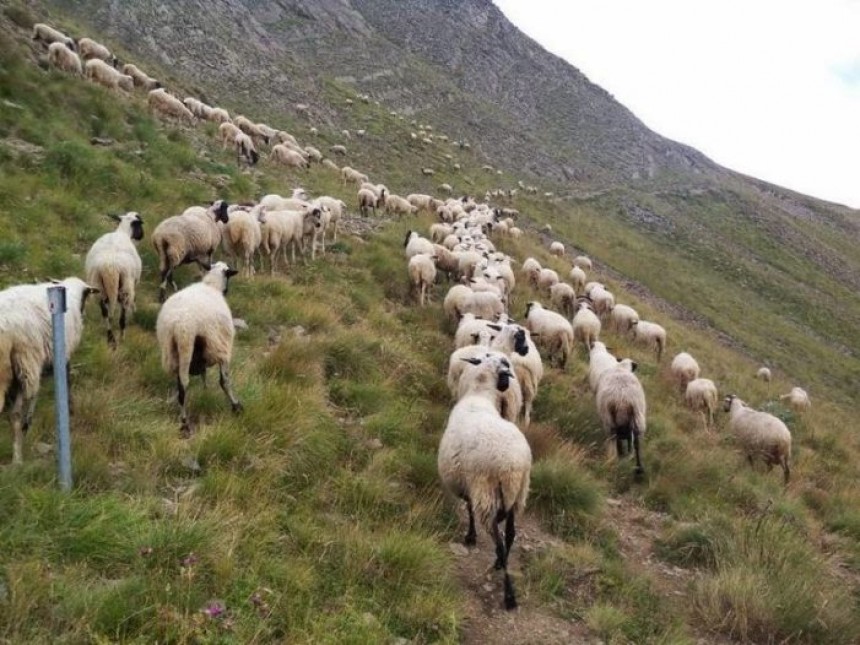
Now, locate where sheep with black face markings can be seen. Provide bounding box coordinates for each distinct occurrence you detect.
[596,358,647,475]
[572,300,601,350]
[85,212,144,346]
[152,200,230,302]
[157,262,242,433]
[491,323,543,427]
[123,63,160,90]
[32,23,75,51]
[438,352,531,610]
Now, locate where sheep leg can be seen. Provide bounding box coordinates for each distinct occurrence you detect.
[464,498,477,546]
[615,435,625,458]
[491,511,518,610]
[633,433,645,476]
[99,297,116,348]
[219,364,242,413]
[10,392,26,465]
[782,458,790,485]
[176,374,192,435]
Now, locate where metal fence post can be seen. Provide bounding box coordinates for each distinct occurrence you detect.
[48,285,72,491]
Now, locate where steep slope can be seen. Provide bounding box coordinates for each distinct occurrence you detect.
[1,4,859,644]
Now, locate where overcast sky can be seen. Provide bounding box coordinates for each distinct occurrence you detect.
[494,0,860,209]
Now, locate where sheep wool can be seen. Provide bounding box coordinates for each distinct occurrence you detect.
[723,395,791,484]
[438,353,531,610]
[156,263,242,432]
[85,212,144,346]
[596,359,647,475]
[0,278,96,464]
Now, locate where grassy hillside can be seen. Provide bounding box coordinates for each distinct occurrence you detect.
[1,8,859,644]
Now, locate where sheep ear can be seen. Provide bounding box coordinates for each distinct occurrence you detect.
[487,324,502,331]
[461,357,482,365]
[107,213,121,222]
[225,268,239,278]
[630,361,639,372]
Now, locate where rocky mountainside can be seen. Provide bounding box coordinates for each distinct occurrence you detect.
[50,0,719,188]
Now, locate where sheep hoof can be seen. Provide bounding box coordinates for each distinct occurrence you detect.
[634,466,646,479]
[464,533,476,547]
[180,422,193,438]
[231,402,244,414]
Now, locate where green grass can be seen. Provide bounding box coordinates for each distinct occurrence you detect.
[0,10,858,643]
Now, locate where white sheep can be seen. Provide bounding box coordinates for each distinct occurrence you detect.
[437,353,531,610]
[459,290,506,322]
[330,144,348,156]
[448,345,523,424]
[207,107,231,124]
[85,58,132,92]
[77,37,114,64]
[670,352,700,391]
[686,378,718,431]
[524,301,574,368]
[148,88,194,123]
[491,323,544,427]
[443,284,473,323]
[123,63,160,90]
[756,366,772,382]
[590,285,615,318]
[271,144,308,169]
[573,255,593,271]
[221,206,263,278]
[572,301,601,350]
[234,115,269,144]
[156,263,242,432]
[47,42,82,76]
[723,395,791,484]
[549,282,576,319]
[357,188,378,217]
[522,257,541,288]
[0,278,97,464]
[780,387,810,415]
[259,206,323,272]
[537,268,560,293]
[341,166,367,185]
[32,23,74,50]
[313,196,346,246]
[404,231,435,259]
[438,183,453,194]
[632,320,667,361]
[85,212,144,346]
[322,158,339,172]
[588,341,618,392]
[596,359,647,475]
[569,265,586,292]
[152,200,229,301]
[609,303,639,334]
[549,241,564,257]
[408,253,437,306]
[233,132,259,167]
[385,195,418,217]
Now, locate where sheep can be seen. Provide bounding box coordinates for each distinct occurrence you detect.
[85,212,144,347]
[522,257,541,288]
[408,253,437,306]
[572,301,601,350]
[632,320,667,361]
[524,301,574,368]
[385,194,418,217]
[723,395,791,484]
[454,313,499,349]
[152,200,229,302]
[509,227,522,238]
[234,115,269,144]
[322,158,339,172]
[407,193,435,213]
[549,282,576,319]
[438,183,454,194]
[0,278,98,464]
[309,126,319,136]
[670,352,700,391]
[459,290,506,322]
[357,188,378,217]
[569,266,586,292]
[597,358,647,475]
[437,352,531,610]
[77,37,115,64]
[341,166,368,185]
[183,97,212,120]
[259,206,323,272]
[220,206,263,278]
[609,303,639,334]
[491,323,543,427]
[756,367,772,382]
[590,286,615,319]
[780,387,811,415]
[148,88,194,123]
[234,132,259,167]
[686,378,719,431]
[573,255,593,271]
[219,122,242,149]
[207,107,231,124]
[537,268,560,293]
[313,196,346,245]
[122,63,160,90]
[330,144,348,156]
[85,59,133,92]
[448,344,524,424]
[422,167,435,176]
[588,341,619,392]
[47,42,82,76]
[271,144,308,169]
[443,284,474,323]
[156,262,242,433]
[549,241,564,257]
[32,23,75,50]
[404,231,435,259]
[304,146,323,163]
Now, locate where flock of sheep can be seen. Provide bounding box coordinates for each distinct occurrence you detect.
[2,20,814,612]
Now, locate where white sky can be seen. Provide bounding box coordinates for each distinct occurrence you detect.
[494,0,860,209]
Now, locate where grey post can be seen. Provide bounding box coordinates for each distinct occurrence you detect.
[48,285,72,491]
